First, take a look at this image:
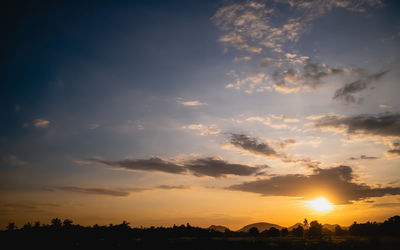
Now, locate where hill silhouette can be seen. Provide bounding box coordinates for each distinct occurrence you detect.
[208,225,230,232]
[238,222,283,232]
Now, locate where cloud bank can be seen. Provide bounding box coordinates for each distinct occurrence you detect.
[228,165,400,204]
[87,156,263,178]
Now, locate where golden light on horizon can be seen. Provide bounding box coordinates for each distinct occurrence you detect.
[307,197,333,212]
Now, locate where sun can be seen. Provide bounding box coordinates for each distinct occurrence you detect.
[307,197,333,212]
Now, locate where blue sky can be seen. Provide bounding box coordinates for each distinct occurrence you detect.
[1,0,400,228]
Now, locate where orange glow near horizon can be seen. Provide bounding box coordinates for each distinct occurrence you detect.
[307,198,334,212]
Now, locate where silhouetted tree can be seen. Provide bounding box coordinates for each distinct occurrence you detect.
[33,221,41,228]
[303,218,308,228]
[22,222,32,230]
[334,225,346,236]
[292,225,304,237]
[381,215,400,236]
[63,219,73,227]
[51,218,62,228]
[268,227,280,237]
[281,228,288,237]
[307,220,322,239]
[248,227,259,236]
[6,222,16,231]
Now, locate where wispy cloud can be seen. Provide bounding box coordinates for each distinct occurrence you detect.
[53,186,130,197]
[333,71,389,103]
[86,156,263,178]
[386,141,400,157]
[183,124,221,136]
[311,112,400,139]
[33,119,50,128]
[227,165,400,204]
[177,98,208,106]
[348,155,379,160]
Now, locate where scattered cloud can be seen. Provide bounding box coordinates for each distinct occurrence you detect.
[88,157,187,175]
[371,202,400,208]
[33,119,50,128]
[155,185,189,190]
[312,112,400,139]
[86,156,263,178]
[177,98,208,106]
[227,165,400,204]
[229,133,279,158]
[183,124,221,136]
[186,157,266,178]
[246,114,299,130]
[333,71,389,103]
[379,104,392,109]
[386,141,400,157]
[54,186,130,197]
[348,155,379,160]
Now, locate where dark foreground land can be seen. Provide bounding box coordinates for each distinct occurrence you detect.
[1,216,399,250]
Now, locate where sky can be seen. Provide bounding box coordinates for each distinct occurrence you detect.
[1,0,400,230]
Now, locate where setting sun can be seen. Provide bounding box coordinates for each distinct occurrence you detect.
[308,198,334,212]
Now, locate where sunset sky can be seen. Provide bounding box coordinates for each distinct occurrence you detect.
[1,0,400,230]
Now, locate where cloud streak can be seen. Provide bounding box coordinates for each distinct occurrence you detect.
[87,156,263,178]
[227,165,400,204]
[333,71,388,103]
[312,112,400,139]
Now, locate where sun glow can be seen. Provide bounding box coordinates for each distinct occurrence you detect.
[308,197,333,212]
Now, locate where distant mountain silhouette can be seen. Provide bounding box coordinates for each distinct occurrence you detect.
[322,224,349,231]
[238,222,283,232]
[288,223,306,230]
[208,225,230,232]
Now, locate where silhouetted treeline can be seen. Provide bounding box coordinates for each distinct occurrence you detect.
[1,216,399,250]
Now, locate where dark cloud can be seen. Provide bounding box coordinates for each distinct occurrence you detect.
[230,133,278,158]
[228,133,317,166]
[186,157,265,178]
[89,157,187,175]
[55,186,130,197]
[156,185,189,190]
[313,112,400,138]
[271,61,361,93]
[87,156,263,178]
[227,165,400,204]
[372,203,400,208]
[386,141,400,156]
[333,71,388,103]
[348,155,379,160]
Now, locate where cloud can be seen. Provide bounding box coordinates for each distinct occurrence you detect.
[230,133,279,158]
[86,156,263,178]
[33,119,50,128]
[177,98,208,106]
[227,165,400,204]
[88,157,187,175]
[183,124,221,135]
[185,157,266,178]
[348,155,379,160]
[246,115,298,129]
[155,185,189,190]
[371,202,400,208]
[55,186,130,197]
[227,133,317,166]
[312,112,400,139]
[379,104,392,109]
[333,71,388,103]
[386,141,400,157]
[213,0,382,96]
